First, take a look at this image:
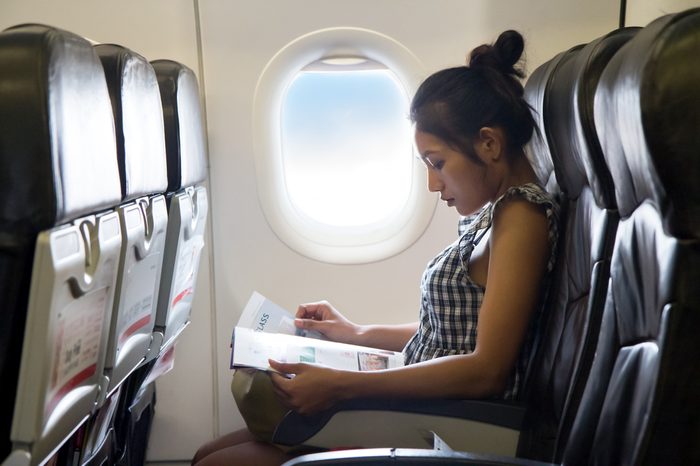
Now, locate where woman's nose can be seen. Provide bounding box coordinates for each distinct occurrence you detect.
[427,169,442,192]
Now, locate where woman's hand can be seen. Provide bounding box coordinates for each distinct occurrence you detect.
[295,301,360,344]
[268,359,344,415]
[296,301,418,351]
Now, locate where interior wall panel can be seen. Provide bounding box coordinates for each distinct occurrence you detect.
[626,0,698,26]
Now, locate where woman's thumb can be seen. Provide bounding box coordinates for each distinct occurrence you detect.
[269,359,301,376]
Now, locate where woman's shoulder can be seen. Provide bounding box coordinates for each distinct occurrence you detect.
[492,182,560,271]
[497,183,557,210]
[493,183,559,229]
[461,183,559,239]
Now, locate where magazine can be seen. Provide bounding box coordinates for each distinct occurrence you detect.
[230,292,405,373]
[236,290,324,338]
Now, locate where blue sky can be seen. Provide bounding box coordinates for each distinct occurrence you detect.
[281,68,413,227]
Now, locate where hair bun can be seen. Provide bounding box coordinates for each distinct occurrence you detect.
[468,30,525,79]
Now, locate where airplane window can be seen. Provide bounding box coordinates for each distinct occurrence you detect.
[253,28,435,264]
[281,60,412,227]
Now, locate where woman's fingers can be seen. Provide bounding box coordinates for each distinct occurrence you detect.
[268,359,303,378]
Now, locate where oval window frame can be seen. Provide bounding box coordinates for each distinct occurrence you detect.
[253,27,435,264]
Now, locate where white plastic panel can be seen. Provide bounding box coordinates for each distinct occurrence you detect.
[155,186,208,354]
[9,212,121,466]
[253,26,435,264]
[104,195,168,396]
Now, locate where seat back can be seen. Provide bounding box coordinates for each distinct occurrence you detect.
[150,59,208,357]
[94,43,169,398]
[518,27,639,462]
[0,24,123,466]
[562,8,700,465]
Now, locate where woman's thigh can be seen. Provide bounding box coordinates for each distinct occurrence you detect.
[193,436,292,466]
[192,428,260,464]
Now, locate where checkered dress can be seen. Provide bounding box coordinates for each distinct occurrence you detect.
[403,183,559,400]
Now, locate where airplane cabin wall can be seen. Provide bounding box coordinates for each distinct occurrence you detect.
[627,0,699,25]
[0,0,695,463]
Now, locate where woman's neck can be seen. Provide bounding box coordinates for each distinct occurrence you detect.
[493,151,540,199]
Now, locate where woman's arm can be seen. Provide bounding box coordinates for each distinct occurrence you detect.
[354,322,419,352]
[294,301,417,351]
[271,198,551,414]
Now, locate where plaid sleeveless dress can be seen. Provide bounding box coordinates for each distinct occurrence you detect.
[403,183,559,399]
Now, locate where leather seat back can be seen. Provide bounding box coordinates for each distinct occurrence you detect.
[95,43,170,397]
[150,59,209,356]
[0,24,123,465]
[519,27,639,461]
[563,8,700,465]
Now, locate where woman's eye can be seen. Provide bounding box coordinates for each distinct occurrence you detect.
[432,160,444,170]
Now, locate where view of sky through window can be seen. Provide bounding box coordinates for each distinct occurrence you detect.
[281,67,413,227]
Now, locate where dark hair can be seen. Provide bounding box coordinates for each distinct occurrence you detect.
[410,30,535,162]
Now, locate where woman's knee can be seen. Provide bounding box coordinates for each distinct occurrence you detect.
[193,440,291,466]
[191,428,259,464]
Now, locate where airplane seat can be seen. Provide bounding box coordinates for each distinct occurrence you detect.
[282,6,700,466]
[97,59,208,466]
[561,7,700,465]
[70,44,170,466]
[0,24,123,466]
[149,59,208,359]
[516,27,639,462]
[94,43,169,398]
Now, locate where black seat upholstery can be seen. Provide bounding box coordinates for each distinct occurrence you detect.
[518,27,639,462]
[281,7,700,466]
[562,7,700,465]
[0,24,123,466]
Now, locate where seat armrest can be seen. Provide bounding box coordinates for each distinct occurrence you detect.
[283,447,554,466]
[273,399,525,455]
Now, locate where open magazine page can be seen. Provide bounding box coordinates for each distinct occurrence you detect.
[236,291,323,339]
[231,327,404,372]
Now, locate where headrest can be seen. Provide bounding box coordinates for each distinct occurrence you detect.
[545,28,639,207]
[0,24,121,234]
[95,44,168,201]
[524,48,579,195]
[151,59,208,191]
[595,8,700,238]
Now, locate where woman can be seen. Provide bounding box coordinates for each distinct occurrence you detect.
[193,29,558,465]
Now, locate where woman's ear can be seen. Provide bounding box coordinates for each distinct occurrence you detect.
[474,127,505,163]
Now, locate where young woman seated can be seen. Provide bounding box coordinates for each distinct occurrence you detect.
[192,29,559,466]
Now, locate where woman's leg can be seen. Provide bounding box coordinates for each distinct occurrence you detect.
[192,428,257,464]
[193,441,293,466]
[192,428,295,466]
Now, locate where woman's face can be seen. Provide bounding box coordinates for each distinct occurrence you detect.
[414,130,493,216]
